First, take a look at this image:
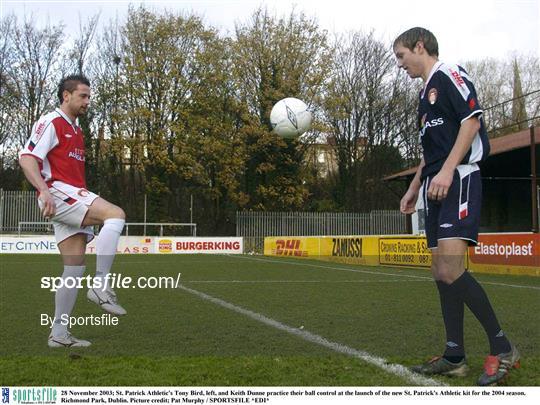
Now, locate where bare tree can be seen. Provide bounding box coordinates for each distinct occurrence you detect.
[321,31,418,210]
[0,15,16,150]
[68,13,101,75]
[465,55,540,135]
[8,16,65,149]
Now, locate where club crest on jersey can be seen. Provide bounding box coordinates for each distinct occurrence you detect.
[77,188,89,197]
[428,88,438,104]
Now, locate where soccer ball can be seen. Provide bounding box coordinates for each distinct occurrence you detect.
[270,97,312,139]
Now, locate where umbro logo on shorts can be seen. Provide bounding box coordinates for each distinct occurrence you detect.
[440,223,453,228]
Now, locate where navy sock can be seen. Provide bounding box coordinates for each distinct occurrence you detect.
[436,280,465,358]
[444,355,465,364]
[453,271,511,355]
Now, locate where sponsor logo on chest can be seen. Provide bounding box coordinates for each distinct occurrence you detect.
[68,147,85,162]
[420,114,445,137]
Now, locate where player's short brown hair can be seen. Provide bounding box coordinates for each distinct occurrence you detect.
[57,74,91,104]
[393,27,439,57]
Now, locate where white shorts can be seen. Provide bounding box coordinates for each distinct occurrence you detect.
[39,181,100,245]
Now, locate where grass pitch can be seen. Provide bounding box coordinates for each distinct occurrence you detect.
[0,254,539,386]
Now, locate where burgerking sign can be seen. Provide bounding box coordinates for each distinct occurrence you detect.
[158,239,173,253]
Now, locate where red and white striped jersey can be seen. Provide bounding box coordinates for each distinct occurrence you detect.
[19,108,87,188]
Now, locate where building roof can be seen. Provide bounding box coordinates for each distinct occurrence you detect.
[384,127,540,181]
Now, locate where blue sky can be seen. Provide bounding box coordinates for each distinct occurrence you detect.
[1,0,539,63]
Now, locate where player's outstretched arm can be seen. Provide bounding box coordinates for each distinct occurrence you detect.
[19,155,56,218]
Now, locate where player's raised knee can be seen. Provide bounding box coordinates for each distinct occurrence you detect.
[110,206,126,220]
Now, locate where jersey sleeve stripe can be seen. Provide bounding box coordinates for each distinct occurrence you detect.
[19,152,44,163]
[440,64,471,101]
[460,71,472,81]
[460,110,483,124]
[33,120,54,139]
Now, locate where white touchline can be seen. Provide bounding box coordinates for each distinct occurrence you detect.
[232,255,431,280]
[232,255,540,290]
[178,284,446,387]
[186,279,428,284]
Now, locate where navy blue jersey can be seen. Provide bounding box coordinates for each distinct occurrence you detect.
[418,61,490,180]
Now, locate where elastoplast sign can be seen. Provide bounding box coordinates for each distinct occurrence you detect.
[468,233,540,275]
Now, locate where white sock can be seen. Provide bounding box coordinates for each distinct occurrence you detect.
[95,218,125,289]
[51,265,86,337]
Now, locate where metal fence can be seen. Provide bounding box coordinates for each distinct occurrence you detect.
[0,190,197,236]
[236,210,407,253]
[0,189,50,233]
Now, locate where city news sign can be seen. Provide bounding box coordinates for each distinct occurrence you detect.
[0,236,153,254]
[0,236,243,255]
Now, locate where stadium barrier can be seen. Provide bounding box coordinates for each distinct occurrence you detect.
[237,210,406,254]
[0,236,243,255]
[264,233,540,277]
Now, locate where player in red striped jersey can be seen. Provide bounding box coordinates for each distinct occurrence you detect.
[20,75,127,348]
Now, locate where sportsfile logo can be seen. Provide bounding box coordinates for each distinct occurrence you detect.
[9,388,57,404]
[273,239,308,257]
[41,273,182,292]
[2,388,9,404]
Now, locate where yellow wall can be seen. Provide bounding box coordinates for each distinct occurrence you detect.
[264,233,539,276]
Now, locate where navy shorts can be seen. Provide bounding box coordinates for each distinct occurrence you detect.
[422,165,482,249]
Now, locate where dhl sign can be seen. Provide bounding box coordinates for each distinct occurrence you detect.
[264,237,320,258]
[273,239,308,257]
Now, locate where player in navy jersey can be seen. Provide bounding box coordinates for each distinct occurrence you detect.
[19,75,127,348]
[393,28,519,386]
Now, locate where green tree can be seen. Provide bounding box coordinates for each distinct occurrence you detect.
[232,7,332,210]
[87,7,247,234]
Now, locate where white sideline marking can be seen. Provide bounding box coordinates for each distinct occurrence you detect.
[233,255,431,280]
[186,279,428,284]
[178,283,446,387]
[233,255,540,290]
